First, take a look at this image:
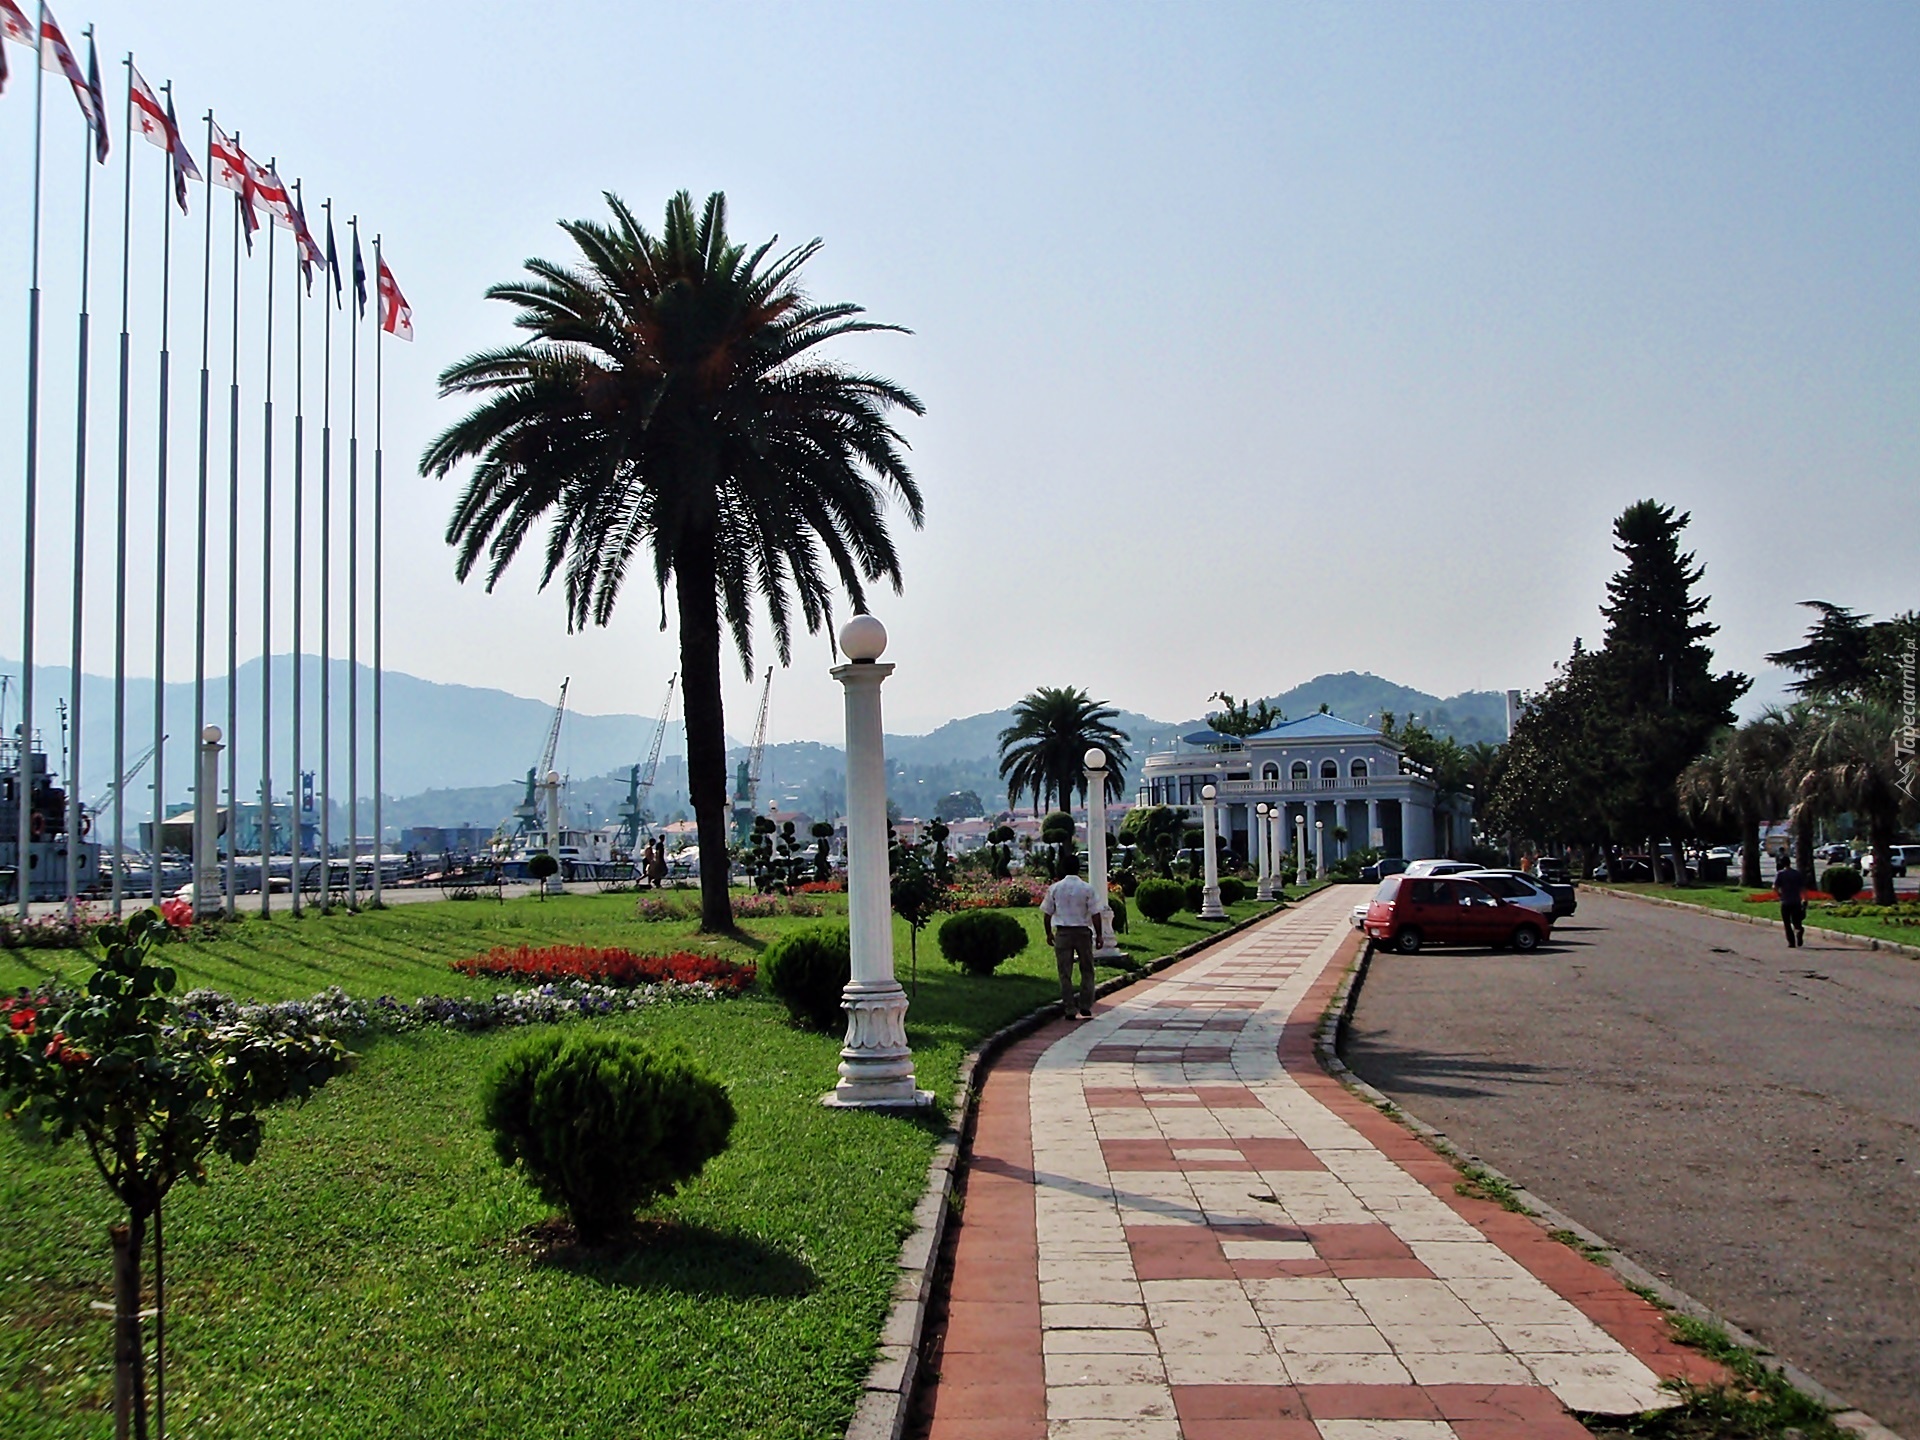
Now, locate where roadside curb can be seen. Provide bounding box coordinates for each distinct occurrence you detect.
[1594,885,1920,961]
[842,897,1298,1440]
[1317,935,1906,1440]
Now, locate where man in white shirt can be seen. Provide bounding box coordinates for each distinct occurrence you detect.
[1041,856,1102,1020]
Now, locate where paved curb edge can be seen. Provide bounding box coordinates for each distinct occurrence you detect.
[1314,933,1906,1440]
[842,899,1298,1440]
[1593,885,1920,960]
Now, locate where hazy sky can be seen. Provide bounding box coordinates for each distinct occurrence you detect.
[3,0,1915,754]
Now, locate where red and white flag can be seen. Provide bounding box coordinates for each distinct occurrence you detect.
[377,256,412,341]
[208,119,247,193]
[0,0,34,97]
[36,3,99,134]
[248,157,295,230]
[132,68,201,212]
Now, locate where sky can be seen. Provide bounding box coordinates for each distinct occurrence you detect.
[2,0,1916,759]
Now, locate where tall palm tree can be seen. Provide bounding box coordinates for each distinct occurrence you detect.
[423,191,923,932]
[1677,715,1796,887]
[997,687,1129,815]
[1794,699,1916,906]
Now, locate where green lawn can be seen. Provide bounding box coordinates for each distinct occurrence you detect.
[1,888,1280,1439]
[1593,881,1920,950]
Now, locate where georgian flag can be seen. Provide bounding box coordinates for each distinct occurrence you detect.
[133,71,201,213]
[37,4,99,137]
[209,121,259,248]
[377,255,412,341]
[0,0,36,97]
[82,29,105,161]
[246,156,294,230]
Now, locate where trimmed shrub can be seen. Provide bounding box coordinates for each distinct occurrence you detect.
[1182,879,1205,912]
[1113,868,1140,897]
[1106,891,1129,935]
[1822,865,1864,902]
[480,1031,734,1244]
[761,922,852,1032]
[937,911,1028,976]
[1135,878,1183,924]
[1218,876,1247,906]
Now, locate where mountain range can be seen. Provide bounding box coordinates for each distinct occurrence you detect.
[3,655,1509,833]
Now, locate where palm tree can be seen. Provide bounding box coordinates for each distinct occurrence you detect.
[1794,699,1916,906]
[997,687,1130,815]
[423,191,923,932]
[1678,716,1795,887]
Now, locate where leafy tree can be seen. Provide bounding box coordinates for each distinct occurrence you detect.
[934,789,986,822]
[1679,717,1796,887]
[997,687,1129,815]
[1768,601,1920,710]
[1206,692,1284,738]
[1795,699,1918,906]
[425,190,923,934]
[526,850,560,897]
[889,829,946,992]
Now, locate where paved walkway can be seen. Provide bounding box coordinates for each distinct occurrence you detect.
[921,890,1722,1439]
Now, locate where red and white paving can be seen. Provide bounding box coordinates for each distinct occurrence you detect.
[924,889,1724,1440]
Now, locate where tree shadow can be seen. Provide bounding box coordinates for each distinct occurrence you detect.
[519,1217,818,1298]
[1341,1038,1563,1102]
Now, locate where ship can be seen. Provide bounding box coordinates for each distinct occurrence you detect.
[2,730,104,904]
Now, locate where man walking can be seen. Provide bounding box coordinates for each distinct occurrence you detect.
[1042,855,1101,1020]
[1776,856,1807,948]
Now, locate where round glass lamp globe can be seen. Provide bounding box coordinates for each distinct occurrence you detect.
[547,770,561,787]
[201,725,222,744]
[1256,802,1269,815]
[1202,784,1217,800]
[840,613,888,662]
[1084,747,1107,771]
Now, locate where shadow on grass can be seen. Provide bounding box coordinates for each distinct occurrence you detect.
[525,1218,819,1299]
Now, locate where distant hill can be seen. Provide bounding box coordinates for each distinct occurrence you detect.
[2,657,1508,832]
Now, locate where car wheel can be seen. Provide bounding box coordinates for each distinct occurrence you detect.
[1393,928,1422,955]
[1512,925,1541,953]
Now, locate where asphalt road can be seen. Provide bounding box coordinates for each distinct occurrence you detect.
[1343,889,1920,1435]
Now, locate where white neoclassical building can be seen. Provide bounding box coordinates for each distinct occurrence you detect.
[1133,712,1470,862]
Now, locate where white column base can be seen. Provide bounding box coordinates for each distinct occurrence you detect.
[1255,876,1275,901]
[1199,885,1226,920]
[822,980,933,1109]
[543,876,566,895]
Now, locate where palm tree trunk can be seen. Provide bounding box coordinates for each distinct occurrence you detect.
[1796,819,1817,887]
[675,542,734,933]
[1870,817,1897,907]
[1740,817,1763,887]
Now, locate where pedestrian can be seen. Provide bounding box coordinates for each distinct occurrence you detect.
[646,839,668,889]
[1041,854,1100,1021]
[1776,857,1807,948]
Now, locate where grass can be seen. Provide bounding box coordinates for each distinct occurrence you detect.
[1453,1163,1533,1215]
[1593,881,1920,950]
[1,887,1276,1439]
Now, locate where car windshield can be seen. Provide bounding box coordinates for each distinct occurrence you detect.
[1374,875,1402,902]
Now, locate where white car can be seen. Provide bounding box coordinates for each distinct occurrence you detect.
[1401,859,1480,878]
[1456,870,1558,919]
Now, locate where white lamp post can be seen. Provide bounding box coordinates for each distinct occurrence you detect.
[1198,783,1227,919]
[543,768,565,893]
[1315,818,1326,882]
[1254,802,1273,900]
[826,615,930,1109]
[1295,812,1307,889]
[1270,807,1286,900]
[1084,747,1124,960]
[195,726,223,916]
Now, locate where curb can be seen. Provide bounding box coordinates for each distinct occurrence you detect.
[1592,885,1920,961]
[843,897,1302,1440]
[1318,937,1907,1440]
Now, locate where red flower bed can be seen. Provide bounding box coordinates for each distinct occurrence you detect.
[451,944,754,994]
[795,879,845,894]
[1745,890,1832,904]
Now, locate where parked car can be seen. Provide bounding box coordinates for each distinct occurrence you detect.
[1364,875,1553,954]
[1401,858,1480,878]
[1531,857,1573,884]
[1359,857,1410,884]
[1863,846,1917,878]
[1595,852,1694,883]
[1818,844,1853,865]
[1460,868,1576,918]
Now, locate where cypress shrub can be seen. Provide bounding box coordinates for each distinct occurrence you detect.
[480,1032,734,1244]
[762,922,852,1032]
[936,911,1028,975]
[1822,866,1863,902]
[1218,876,1247,906]
[1182,879,1205,912]
[1106,891,1128,935]
[1135,878,1183,924]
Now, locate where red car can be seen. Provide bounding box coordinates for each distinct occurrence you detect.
[1364,874,1552,954]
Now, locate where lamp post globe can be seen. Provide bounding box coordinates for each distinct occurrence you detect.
[1198,784,1225,920]
[840,613,888,663]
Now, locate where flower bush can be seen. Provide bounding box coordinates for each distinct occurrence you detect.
[634,895,692,922]
[944,877,1046,911]
[1745,890,1834,904]
[730,892,782,919]
[795,879,845,894]
[452,944,754,994]
[0,904,112,950]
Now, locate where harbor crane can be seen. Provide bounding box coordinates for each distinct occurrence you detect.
[618,674,677,850]
[730,668,773,845]
[507,678,570,843]
[87,739,161,834]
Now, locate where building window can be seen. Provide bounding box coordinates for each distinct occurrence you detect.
[1261,763,1279,782]
[1350,758,1368,778]
[1290,761,1309,780]
[1320,759,1339,779]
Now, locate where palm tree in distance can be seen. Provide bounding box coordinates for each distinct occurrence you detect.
[998,687,1130,816]
[1795,700,1916,906]
[423,191,924,932]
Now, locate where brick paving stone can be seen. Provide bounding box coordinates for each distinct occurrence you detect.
[914,893,1720,1440]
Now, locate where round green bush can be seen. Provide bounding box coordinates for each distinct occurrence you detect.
[937,911,1028,975]
[1822,865,1863,902]
[480,1031,734,1244]
[1218,876,1247,906]
[1182,879,1206,912]
[1105,892,1128,935]
[762,922,852,1031]
[1135,878,1183,924]
[527,851,559,882]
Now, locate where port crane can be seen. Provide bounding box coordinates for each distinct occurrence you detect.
[730,667,773,844]
[618,674,677,850]
[87,739,161,836]
[505,678,569,845]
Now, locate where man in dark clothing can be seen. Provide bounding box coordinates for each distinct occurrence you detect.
[1776,861,1807,948]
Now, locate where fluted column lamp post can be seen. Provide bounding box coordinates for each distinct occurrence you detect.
[1315,819,1326,882]
[1084,747,1125,960]
[195,727,224,916]
[1198,784,1227,920]
[1254,802,1274,900]
[826,615,931,1109]
[1295,813,1308,889]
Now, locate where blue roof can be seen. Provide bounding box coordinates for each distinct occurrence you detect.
[1181,728,1242,747]
[1247,713,1383,741]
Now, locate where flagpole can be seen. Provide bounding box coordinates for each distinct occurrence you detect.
[14,8,47,920]
[259,165,276,917]
[371,234,383,908]
[150,86,176,910]
[225,180,242,918]
[189,113,214,913]
[64,26,101,924]
[347,215,359,910]
[319,199,333,911]
[290,181,306,917]
[110,53,134,916]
